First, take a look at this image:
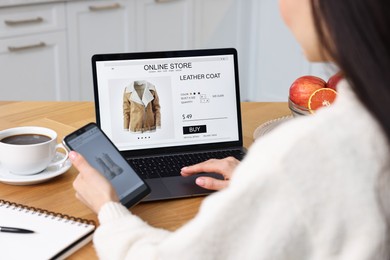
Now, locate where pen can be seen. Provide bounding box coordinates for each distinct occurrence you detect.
[0,226,35,234]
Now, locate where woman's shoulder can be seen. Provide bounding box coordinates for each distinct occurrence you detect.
[240,80,389,197]
[230,82,389,247]
[251,80,387,163]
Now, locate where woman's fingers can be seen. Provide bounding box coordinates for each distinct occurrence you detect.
[181,157,239,190]
[195,176,229,191]
[181,157,239,176]
[70,151,119,213]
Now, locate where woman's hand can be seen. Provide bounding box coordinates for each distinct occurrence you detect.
[180,157,239,191]
[70,151,119,214]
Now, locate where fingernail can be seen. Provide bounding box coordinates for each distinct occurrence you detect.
[69,151,77,161]
[180,167,188,175]
[196,177,205,186]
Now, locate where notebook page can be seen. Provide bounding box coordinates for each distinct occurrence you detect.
[0,203,95,260]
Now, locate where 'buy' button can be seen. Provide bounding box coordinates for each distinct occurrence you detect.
[183,125,207,135]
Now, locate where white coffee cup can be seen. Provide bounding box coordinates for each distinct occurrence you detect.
[0,126,69,175]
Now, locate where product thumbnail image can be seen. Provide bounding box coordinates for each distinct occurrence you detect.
[123,80,161,133]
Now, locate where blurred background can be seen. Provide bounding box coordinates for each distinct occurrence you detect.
[0,0,335,102]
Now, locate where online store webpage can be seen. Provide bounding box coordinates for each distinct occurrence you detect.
[96,54,240,151]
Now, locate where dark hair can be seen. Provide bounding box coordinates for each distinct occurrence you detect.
[311,0,390,142]
[312,2,390,257]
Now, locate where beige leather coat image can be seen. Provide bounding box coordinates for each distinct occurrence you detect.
[123,81,161,133]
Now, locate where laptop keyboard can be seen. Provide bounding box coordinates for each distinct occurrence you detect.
[127,149,245,179]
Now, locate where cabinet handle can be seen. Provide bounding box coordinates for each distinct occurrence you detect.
[89,3,121,11]
[8,42,46,52]
[155,0,179,3]
[4,17,44,26]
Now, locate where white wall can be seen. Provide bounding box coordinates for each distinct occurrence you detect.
[243,0,335,101]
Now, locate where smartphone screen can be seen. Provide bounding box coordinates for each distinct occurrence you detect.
[63,123,150,208]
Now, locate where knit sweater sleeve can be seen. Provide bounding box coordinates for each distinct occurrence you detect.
[94,156,310,260]
[94,202,171,260]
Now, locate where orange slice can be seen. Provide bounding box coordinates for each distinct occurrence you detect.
[308,88,337,112]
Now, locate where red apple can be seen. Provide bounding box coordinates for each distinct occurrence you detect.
[289,76,326,108]
[327,72,343,90]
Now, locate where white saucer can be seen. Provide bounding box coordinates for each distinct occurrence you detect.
[0,152,71,185]
[253,115,293,140]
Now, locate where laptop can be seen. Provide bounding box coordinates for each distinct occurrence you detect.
[91,48,246,201]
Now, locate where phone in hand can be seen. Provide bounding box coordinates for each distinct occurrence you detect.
[63,122,150,208]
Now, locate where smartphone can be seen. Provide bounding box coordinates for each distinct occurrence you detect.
[63,122,150,208]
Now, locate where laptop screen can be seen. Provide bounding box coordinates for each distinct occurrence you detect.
[92,49,242,153]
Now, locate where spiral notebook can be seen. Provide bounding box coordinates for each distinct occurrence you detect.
[0,199,95,260]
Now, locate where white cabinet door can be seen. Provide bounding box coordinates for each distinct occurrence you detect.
[0,31,68,101]
[193,0,241,49]
[193,0,252,100]
[67,0,136,101]
[0,3,66,38]
[135,0,193,51]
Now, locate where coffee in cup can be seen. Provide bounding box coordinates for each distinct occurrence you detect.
[0,126,69,175]
[1,134,51,145]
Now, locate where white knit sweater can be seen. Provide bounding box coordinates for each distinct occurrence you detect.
[94,81,390,260]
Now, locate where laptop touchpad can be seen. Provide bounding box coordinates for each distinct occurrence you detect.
[162,173,223,197]
[143,179,172,201]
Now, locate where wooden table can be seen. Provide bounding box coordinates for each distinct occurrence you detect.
[0,101,290,259]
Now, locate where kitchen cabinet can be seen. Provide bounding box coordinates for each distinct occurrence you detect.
[67,0,195,100]
[0,0,329,102]
[66,0,136,100]
[67,0,241,100]
[0,3,69,101]
[193,0,240,49]
[193,0,250,99]
[135,0,193,51]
